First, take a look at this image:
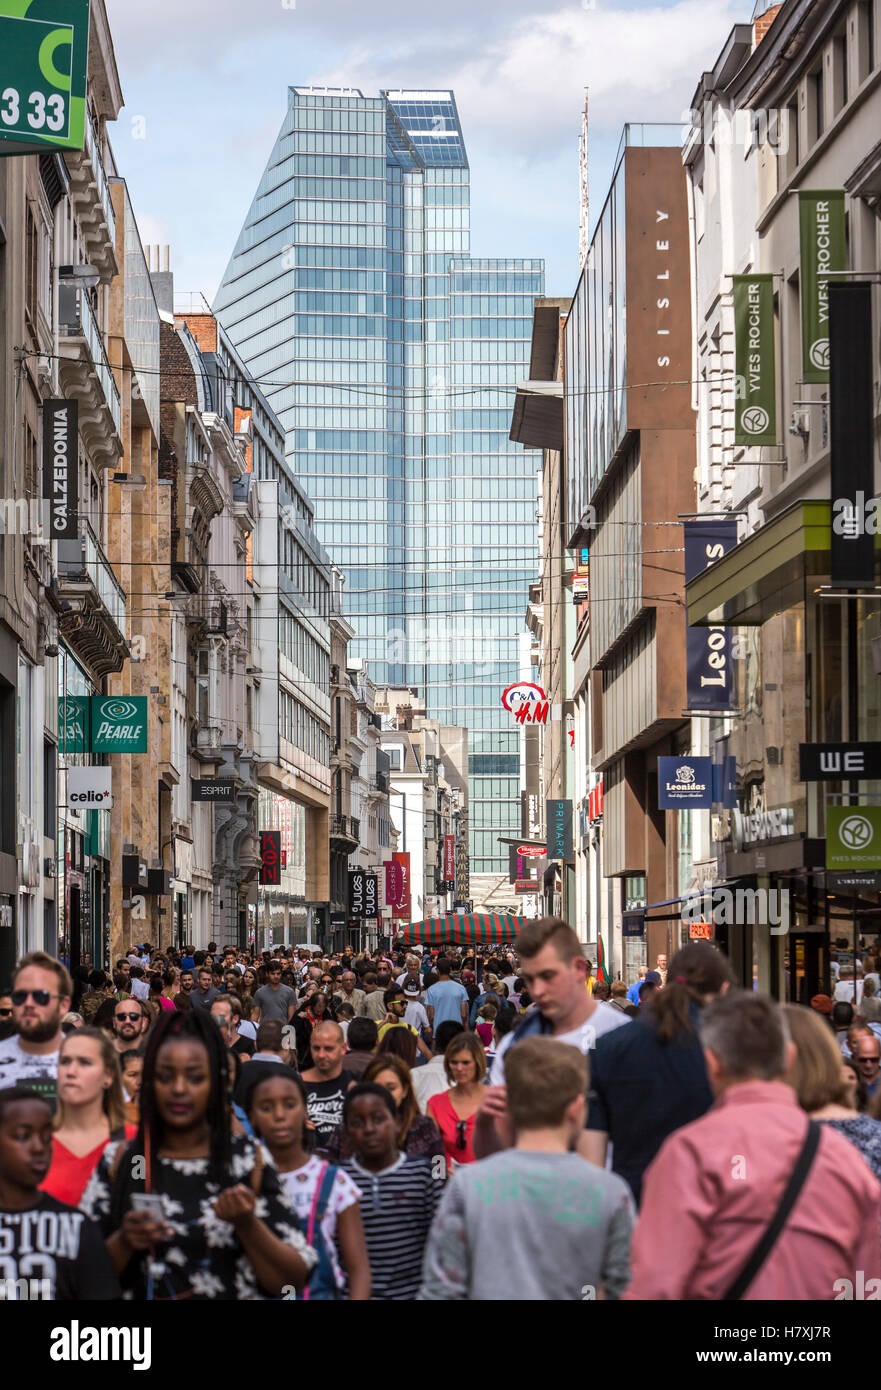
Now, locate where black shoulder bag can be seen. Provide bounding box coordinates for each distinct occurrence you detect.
[722,1119,821,1300]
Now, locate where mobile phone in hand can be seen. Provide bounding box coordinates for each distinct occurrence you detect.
[131,1193,165,1219]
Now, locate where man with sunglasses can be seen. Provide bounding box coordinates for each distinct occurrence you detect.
[110,997,150,1055]
[0,990,14,1041]
[0,952,72,1105]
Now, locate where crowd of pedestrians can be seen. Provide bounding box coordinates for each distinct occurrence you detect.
[0,920,880,1300]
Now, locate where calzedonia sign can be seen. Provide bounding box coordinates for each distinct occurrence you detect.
[42,399,78,540]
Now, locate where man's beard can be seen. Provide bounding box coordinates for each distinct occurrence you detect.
[17,1011,62,1044]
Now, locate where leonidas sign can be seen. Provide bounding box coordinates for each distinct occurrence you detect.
[657,756,713,810]
[67,766,112,808]
[90,697,148,753]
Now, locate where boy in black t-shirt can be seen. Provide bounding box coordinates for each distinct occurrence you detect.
[0,1086,119,1300]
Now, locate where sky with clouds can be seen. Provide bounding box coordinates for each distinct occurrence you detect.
[104,0,747,304]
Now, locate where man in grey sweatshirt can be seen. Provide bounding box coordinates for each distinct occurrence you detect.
[419,1036,634,1300]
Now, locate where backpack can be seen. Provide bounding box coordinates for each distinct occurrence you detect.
[300,1162,342,1301]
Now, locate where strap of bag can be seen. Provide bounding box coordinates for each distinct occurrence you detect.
[722,1120,821,1301]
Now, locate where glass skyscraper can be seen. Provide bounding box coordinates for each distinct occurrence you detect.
[214,88,543,877]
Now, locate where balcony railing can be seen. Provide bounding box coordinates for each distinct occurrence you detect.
[57,520,127,641]
[58,283,122,437]
[84,108,116,244]
[330,814,360,844]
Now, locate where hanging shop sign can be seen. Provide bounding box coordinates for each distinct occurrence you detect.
[90,697,148,753]
[657,756,713,810]
[392,851,410,920]
[829,281,875,589]
[363,873,378,919]
[588,780,604,822]
[798,191,846,384]
[348,870,372,918]
[826,805,881,872]
[191,779,236,802]
[521,790,541,840]
[259,830,281,885]
[0,1,91,154]
[683,519,738,710]
[546,799,573,860]
[799,742,881,782]
[443,835,455,889]
[67,765,111,808]
[622,910,645,939]
[42,399,78,540]
[502,681,548,725]
[384,859,404,909]
[733,274,777,446]
[58,694,89,753]
[712,756,737,808]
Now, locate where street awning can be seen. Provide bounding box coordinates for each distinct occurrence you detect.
[397,913,527,946]
[509,381,564,452]
[685,499,847,627]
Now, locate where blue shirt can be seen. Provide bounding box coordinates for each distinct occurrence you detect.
[425,979,468,1029]
[586,1008,713,1206]
[181,956,195,972]
[626,981,642,1005]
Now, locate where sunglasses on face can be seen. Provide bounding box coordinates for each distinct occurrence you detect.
[11,989,60,1007]
[0,1007,12,1017]
[115,1011,142,1022]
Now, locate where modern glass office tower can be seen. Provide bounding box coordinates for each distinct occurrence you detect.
[214,89,543,878]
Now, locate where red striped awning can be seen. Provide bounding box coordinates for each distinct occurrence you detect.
[398,914,527,947]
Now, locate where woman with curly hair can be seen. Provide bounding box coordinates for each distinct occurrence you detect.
[80,1006,316,1300]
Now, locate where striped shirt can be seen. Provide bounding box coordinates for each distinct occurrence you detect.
[340,1153,442,1300]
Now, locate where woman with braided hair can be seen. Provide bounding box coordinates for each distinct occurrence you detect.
[80,1005,316,1299]
[582,941,735,1204]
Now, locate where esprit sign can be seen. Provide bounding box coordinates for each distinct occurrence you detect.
[67,765,112,807]
[502,682,548,725]
[731,806,796,850]
[90,698,147,753]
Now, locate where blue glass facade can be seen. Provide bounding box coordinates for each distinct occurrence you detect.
[214,89,543,874]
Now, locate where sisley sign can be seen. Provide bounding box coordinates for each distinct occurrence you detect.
[658,756,713,809]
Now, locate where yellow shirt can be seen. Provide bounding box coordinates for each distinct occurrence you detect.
[586,976,595,996]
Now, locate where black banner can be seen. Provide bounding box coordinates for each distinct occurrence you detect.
[42,398,78,540]
[191,779,236,802]
[348,869,367,917]
[546,799,573,860]
[799,742,881,781]
[830,283,875,588]
[363,873,378,919]
[684,519,738,709]
[259,830,281,886]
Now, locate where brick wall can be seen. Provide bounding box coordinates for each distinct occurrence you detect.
[753,4,782,47]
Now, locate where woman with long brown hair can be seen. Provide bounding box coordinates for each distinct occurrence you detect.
[41,1026,137,1208]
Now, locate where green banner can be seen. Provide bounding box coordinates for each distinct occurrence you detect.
[799,191,846,383]
[733,274,777,446]
[0,0,91,154]
[826,805,881,870]
[58,694,89,753]
[90,697,148,753]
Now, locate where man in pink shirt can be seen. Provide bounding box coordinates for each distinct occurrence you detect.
[625,990,881,1300]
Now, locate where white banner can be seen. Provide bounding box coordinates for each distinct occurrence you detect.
[67,765,112,808]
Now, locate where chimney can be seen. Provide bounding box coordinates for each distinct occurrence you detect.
[753,3,782,48]
[149,243,174,315]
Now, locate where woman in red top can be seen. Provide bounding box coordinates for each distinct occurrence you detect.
[428,1033,487,1172]
[41,1026,136,1207]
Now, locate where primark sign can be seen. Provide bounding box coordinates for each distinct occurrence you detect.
[800,742,881,782]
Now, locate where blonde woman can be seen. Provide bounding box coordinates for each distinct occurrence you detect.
[40,1026,136,1207]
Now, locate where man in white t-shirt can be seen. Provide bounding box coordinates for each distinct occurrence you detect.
[403,982,431,1039]
[0,952,71,1108]
[475,918,629,1163]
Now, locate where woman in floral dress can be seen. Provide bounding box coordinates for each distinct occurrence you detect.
[81,1007,316,1300]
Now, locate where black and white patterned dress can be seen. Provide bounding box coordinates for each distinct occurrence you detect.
[80,1134,316,1300]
